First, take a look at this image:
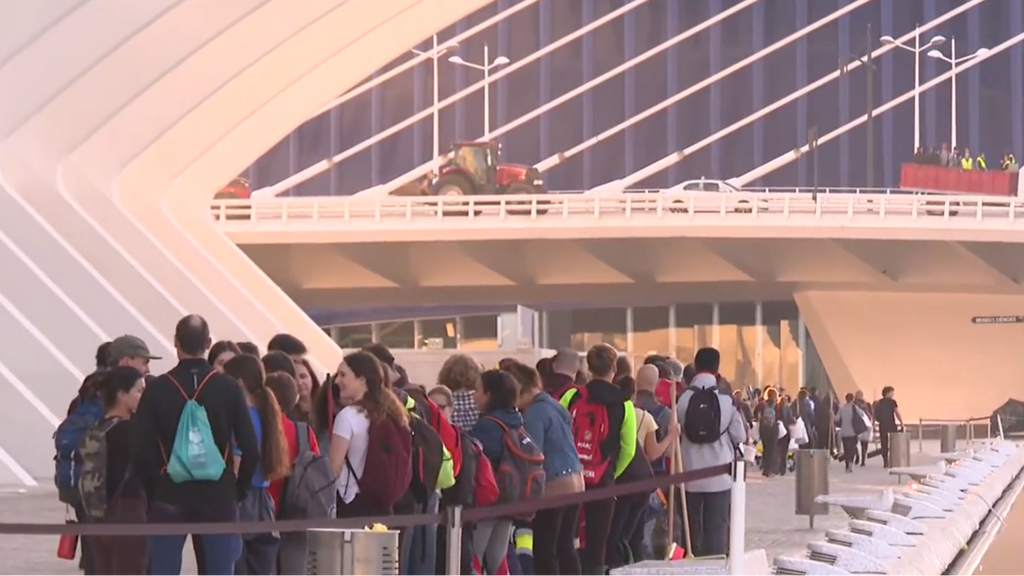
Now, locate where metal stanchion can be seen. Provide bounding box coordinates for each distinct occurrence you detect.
[445,506,463,576]
[794,449,830,528]
[728,459,747,575]
[917,418,923,453]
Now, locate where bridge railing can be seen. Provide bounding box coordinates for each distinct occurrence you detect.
[209,191,1024,224]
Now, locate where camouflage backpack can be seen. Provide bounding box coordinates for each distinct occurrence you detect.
[77,417,124,520]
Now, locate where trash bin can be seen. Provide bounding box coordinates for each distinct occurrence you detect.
[888,431,912,469]
[306,528,401,575]
[795,449,830,528]
[939,424,958,454]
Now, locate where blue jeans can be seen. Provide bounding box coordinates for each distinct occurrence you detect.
[148,501,242,575]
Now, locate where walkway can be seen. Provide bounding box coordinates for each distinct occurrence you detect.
[0,442,956,574]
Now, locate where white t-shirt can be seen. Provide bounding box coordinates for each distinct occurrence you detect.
[333,405,370,503]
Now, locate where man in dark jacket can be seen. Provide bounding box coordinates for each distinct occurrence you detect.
[133,315,258,576]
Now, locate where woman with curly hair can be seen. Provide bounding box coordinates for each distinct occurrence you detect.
[329,351,411,517]
[437,353,483,430]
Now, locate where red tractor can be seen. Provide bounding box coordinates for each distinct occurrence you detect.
[430,141,546,197]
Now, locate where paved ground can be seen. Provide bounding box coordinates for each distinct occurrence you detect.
[0,441,963,574]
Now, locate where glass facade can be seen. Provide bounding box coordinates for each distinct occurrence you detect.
[321,300,834,396]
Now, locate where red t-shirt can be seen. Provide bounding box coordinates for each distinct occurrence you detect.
[268,415,320,513]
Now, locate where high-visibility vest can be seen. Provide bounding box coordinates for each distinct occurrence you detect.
[976,156,987,170]
[961,156,974,170]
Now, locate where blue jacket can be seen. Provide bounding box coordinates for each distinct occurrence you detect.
[470,408,523,470]
[523,392,582,481]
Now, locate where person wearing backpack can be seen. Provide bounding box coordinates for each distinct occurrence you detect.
[546,348,582,401]
[754,388,781,477]
[470,369,545,575]
[264,371,333,576]
[222,355,292,575]
[509,361,583,576]
[78,366,148,575]
[676,348,747,558]
[132,315,259,576]
[328,351,412,517]
[560,344,638,576]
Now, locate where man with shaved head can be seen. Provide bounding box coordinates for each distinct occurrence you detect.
[546,348,581,400]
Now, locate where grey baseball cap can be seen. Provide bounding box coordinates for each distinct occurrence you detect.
[108,335,161,363]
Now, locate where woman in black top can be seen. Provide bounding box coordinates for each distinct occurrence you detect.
[89,366,147,575]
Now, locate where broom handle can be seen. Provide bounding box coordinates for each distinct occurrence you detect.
[668,387,694,557]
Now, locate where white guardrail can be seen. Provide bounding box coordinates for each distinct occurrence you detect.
[210,191,1024,226]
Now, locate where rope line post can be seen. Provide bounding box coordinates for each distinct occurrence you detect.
[728,459,747,575]
[445,505,463,576]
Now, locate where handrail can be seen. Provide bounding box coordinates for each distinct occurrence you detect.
[915,416,996,453]
[210,191,1024,225]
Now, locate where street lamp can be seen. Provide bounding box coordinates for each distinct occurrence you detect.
[448,44,511,137]
[880,27,945,151]
[926,37,990,150]
[411,35,459,160]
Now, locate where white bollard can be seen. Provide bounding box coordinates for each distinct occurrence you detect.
[728,460,746,575]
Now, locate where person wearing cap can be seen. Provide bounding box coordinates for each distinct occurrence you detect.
[108,334,161,376]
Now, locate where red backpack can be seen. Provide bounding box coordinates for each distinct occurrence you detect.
[347,417,412,509]
[567,388,612,486]
[483,416,545,520]
[471,439,499,508]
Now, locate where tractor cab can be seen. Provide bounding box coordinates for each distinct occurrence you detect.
[431,141,545,197]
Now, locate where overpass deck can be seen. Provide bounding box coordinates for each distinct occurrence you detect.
[213,192,1024,245]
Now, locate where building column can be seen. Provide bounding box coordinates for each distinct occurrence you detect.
[797,314,807,389]
[413,319,422,349]
[755,302,764,389]
[711,302,721,349]
[668,304,677,355]
[625,306,635,356]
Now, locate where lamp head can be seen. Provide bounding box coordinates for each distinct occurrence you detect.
[974,47,991,57]
[926,49,945,60]
[928,35,946,47]
[448,55,465,64]
[439,40,460,52]
[880,35,896,45]
[492,56,511,67]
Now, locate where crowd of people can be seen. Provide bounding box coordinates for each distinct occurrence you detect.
[734,384,905,477]
[53,313,905,576]
[910,144,1019,171]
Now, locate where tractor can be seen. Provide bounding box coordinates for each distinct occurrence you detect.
[430,141,546,197]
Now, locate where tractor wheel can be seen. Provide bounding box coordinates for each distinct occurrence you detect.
[505,183,549,215]
[432,174,471,197]
[431,175,474,216]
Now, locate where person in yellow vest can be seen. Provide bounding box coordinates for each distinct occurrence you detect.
[960,148,973,170]
[975,153,987,171]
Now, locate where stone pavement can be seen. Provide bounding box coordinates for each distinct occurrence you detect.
[742,440,945,561]
[0,442,950,574]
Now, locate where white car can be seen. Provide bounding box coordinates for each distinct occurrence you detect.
[666,178,769,213]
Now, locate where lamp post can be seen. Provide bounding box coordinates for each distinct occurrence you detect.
[448,44,511,137]
[411,35,459,159]
[880,27,946,151]
[927,37,990,151]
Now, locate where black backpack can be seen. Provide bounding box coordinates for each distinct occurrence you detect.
[441,429,478,508]
[683,387,723,445]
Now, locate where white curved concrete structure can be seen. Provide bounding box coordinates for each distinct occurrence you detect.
[0,0,493,481]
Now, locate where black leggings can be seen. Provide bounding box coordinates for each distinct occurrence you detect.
[605,491,649,568]
[579,490,616,575]
[532,503,582,575]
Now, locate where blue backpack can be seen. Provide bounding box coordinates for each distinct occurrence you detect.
[164,373,227,483]
[54,397,105,504]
